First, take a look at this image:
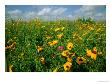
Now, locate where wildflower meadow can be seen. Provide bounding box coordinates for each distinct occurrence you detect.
[5,18,106,72]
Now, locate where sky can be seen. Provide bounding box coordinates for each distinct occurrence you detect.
[5,5,106,21]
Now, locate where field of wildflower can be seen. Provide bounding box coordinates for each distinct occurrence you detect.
[5,18,106,72]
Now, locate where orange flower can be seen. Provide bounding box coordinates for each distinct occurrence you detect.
[91,53,97,60]
[63,62,72,71]
[86,49,92,57]
[86,48,97,60]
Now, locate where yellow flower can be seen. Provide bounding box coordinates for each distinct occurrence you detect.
[48,42,51,44]
[86,49,92,57]
[67,42,73,50]
[91,53,97,60]
[9,65,13,72]
[46,35,52,40]
[86,48,97,60]
[92,47,97,54]
[48,40,58,46]
[55,28,60,32]
[37,46,43,53]
[52,40,58,45]
[61,50,70,57]
[70,53,75,57]
[63,62,72,71]
[76,57,86,65]
[67,57,73,62]
[57,33,63,39]
[40,57,45,64]
[61,27,65,31]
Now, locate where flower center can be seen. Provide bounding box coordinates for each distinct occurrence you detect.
[69,46,71,48]
[66,66,69,68]
[79,58,83,61]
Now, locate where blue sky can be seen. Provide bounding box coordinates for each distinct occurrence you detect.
[5,5,106,21]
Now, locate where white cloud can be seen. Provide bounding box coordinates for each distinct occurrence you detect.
[24,11,37,19]
[52,8,67,15]
[6,6,105,21]
[7,9,22,19]
[37,7,67,16]
[73,5,106,20]
[74,5,102,14]
[8,9,22,16]
[37,8,52,15]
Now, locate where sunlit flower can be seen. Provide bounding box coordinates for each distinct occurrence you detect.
[67,57,73,62]
[63,62,72,71]
[57,33,63,39]
[46,35,52,40]
[52,40,58,45]
[9,64,13,72]
[61,27,65,31]
[61,50,70,57]
[76,57,86,65]
[55,28,60,32]
[91,53,97,60]
[48,40,58,46]
[57,46,64,51]
[48,42,52,45]
[40,57,45,64]
[86,49,92,57]
[67,42,73,50]
[37,46,43,53]
[86,48,97,60]
[89,26,94,30]
[92,47,97,54]
[70,53,75,57]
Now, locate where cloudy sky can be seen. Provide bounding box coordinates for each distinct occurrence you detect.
[5,5,106,21]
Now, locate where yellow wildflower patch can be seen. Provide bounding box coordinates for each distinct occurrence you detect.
[37,46,43,53]
[67,42,73,50]
[57,33,63,39]
[76,57,86,65]
[63,62,72,71]
[61,50,70,57]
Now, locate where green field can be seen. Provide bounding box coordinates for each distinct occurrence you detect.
[5,18,106,72]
